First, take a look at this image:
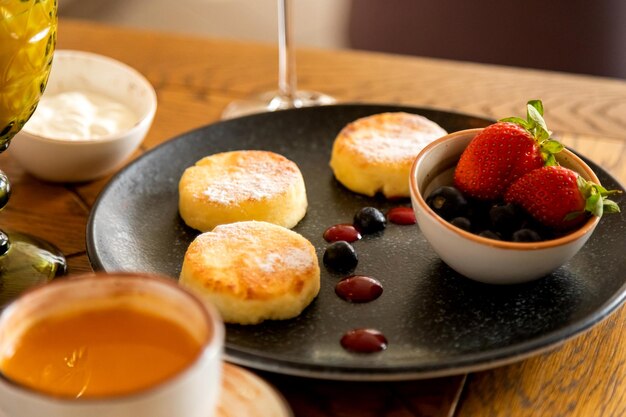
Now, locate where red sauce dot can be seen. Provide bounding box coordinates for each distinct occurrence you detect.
[335,275,383,303]
[340,328,388,353]
[387,207,416,225]
[323,224,362,242]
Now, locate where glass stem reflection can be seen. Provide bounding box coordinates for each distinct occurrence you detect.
[0,171,10,255]
[275,0,299,108]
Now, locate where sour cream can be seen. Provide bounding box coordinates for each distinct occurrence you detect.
[24,91,138,140]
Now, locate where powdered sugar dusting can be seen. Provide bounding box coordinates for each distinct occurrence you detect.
[206,222,265,246]
[206,222,315,273]
[256,248,314,273]
[357,132,433,161]
[344,113,447,163]
[202,157,297,204]
[257,253,283,273]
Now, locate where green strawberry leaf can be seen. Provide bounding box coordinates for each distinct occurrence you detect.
[527,104,551,136]
[499,116,530,129]
[578,180,623,218]
[577,175,590,194]
[543,153,558,166]
[603,199,621,214]
[536,128,551,141]
[598,185,622,197]
[564,211,585,222]
[585,193,603,217]
[527,99,544,116]
[541,140,564,153]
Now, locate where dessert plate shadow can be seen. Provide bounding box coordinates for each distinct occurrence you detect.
[87,104,626,381]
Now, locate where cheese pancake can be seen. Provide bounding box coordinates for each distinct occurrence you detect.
[180,221,320,325]
[330,112,447,198]
[179,150,307,231]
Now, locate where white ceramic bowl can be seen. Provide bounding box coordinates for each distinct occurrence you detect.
[10,50,157,183]
[409,128,600,284]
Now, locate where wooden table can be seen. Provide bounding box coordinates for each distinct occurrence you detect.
[5,19,625,416]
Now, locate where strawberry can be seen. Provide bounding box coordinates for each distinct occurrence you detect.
[505,165,621,231]
[454,100,563,200]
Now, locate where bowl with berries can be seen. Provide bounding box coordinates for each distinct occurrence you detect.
[409,100,621,284]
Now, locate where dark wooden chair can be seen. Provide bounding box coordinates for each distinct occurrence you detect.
[348,0,626,79]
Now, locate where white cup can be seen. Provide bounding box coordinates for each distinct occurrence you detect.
[0,273,224,417]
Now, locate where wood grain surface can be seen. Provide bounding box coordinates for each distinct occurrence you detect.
[5,18,622,417]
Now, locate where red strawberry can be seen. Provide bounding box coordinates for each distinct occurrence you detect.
[454,100,563,200]
[505,165,621,231]
[454,122,543,199]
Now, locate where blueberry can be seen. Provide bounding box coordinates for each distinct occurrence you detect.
[463,198,490,230]
[425,186,468,220]
[478,230,502,240]
[323,241,358,272]
[489,203,524,235]
[512,229,542,242]
[353,207,386,234]
[450,216,472,231]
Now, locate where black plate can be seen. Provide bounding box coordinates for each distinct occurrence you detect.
[87,104,626,380]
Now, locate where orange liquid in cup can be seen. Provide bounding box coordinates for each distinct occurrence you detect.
[0,305,203,398]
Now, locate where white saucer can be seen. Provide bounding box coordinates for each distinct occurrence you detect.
[217,363,293,417]
[0,363,292,417]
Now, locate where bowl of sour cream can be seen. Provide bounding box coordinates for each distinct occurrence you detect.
[11,50,157,182]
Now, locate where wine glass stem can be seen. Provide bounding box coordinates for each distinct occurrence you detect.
[277,0,297,100]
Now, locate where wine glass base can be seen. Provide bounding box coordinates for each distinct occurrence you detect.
[0,230,67,306]
[221,90,336,120]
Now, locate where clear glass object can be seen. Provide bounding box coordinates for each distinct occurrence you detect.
[0,0,67,306]
[221,0,336,119]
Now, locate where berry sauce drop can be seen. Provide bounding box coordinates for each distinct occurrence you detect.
[323,224,362,243]
[335,275,383,303]
[387,207,416,225]
[340,329,388,353]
